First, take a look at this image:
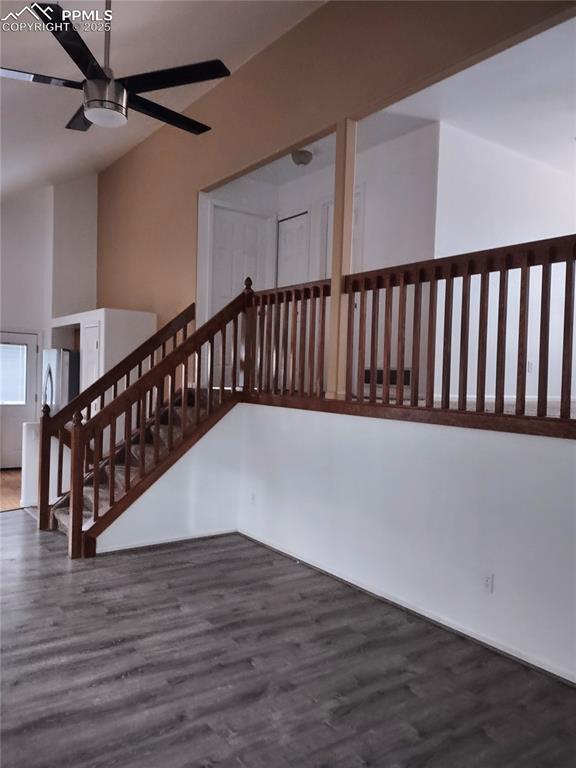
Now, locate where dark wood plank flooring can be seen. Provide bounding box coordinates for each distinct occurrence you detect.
[1,510,575,768]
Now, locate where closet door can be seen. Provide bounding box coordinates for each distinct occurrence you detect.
[277,212,310,286]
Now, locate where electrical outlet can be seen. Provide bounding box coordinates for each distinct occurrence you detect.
[483,573,495,594]
[527,361,534,374]
[250,492,256,506]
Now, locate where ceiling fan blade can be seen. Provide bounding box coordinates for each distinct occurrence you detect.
[35,3,108,81]
[127,94,210,135]
[0,66,83,90]
[119,60,230,94]
[65,106,92,132]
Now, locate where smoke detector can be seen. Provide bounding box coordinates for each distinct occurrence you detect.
[291,149,313,166]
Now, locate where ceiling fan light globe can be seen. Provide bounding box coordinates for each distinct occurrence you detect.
[84,105,127,127]
[83,78,128,128]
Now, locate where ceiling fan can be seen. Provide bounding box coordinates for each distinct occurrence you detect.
[0,1,230,134]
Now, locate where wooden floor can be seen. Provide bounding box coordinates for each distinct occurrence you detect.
[0,469,22,512]
[1,511,574,768]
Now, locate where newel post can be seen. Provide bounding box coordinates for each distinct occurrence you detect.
[242,277,256,395]
[69,411,85,559]
[37,404,52,530]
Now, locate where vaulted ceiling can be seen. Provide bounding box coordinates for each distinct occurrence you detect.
[0,0,321,197]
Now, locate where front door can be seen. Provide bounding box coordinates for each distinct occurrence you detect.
[0,332,38,468]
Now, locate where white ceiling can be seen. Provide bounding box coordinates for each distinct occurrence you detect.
[247,112,434,187]
[0,0,321,197]
[245,17,575,190]
[387,18,576,173]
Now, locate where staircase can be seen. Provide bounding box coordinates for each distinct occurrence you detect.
[38,234,576,559]
[50,388,200,536]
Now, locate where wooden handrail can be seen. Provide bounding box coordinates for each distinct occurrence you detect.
[343,234,576,292]
[43,235,576,559]
[84,293,246,432]
[342,233,576,429]
[63,285,252,556]
[49,301,196,430]
[37,300,195,529]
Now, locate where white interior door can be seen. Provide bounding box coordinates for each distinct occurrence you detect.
[277,212,311,286]
[0,332,38,468]
[211,205,276,313]
[81,323,101,390]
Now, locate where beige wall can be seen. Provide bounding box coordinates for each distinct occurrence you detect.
[97,0,574,326]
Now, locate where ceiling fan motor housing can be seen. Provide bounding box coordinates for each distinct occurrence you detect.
[83,78,128,126]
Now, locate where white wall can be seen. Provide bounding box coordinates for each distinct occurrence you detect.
[434,124,576,401]
[98,406,243,552]
[1,173,100,340]
[0,185,54,348]
[276,123,440,274]
[211,176,278,213]
[238,406,576,683]
[435,123,575,258]
[357,123,439,270]
[99,403,576,683]
[52,175,98,318]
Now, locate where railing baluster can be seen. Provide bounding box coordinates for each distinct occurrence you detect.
[345,285,356,401]
[476,270,489,412]
[208,337,214,415]
[425,274,437,409]
[282,292,290,394]
[168,370,175,450]
[220,325,226,404]
[181,360,188,436]
[357,281,367,404]
[154,384,161,464]
[515,254,531,415]
[441,271,454,410]
[232,314,238,394]
[458,265,471,411]
[257,296,265,393]
[69,412,84,559]
[411,278,422,407]
[273,294,281,394]
[396,275,407,406]
[317,288,327,398]
[382,277,393,405]
[290,291,298,396]
[124,405,132,493]
[537,258,551,417]
[57,428,64,497]
[109,418,116,506]
[298,289,308,394]
[561,252,575,419]
[495,264,509,414]
[92,428,100,521]
[307,289,317,397]
[369,280,380,404]
[195,348,202,426]
[138,395,146,478]
[265,296,273,393]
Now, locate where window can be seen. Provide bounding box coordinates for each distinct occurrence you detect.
[0,343,27,405]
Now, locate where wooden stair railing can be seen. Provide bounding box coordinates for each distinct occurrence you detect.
[249,279,331,398]
[63,284,252,558]
[336,233,576,438]
[44,235,576,559]
[38,300,196,529]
